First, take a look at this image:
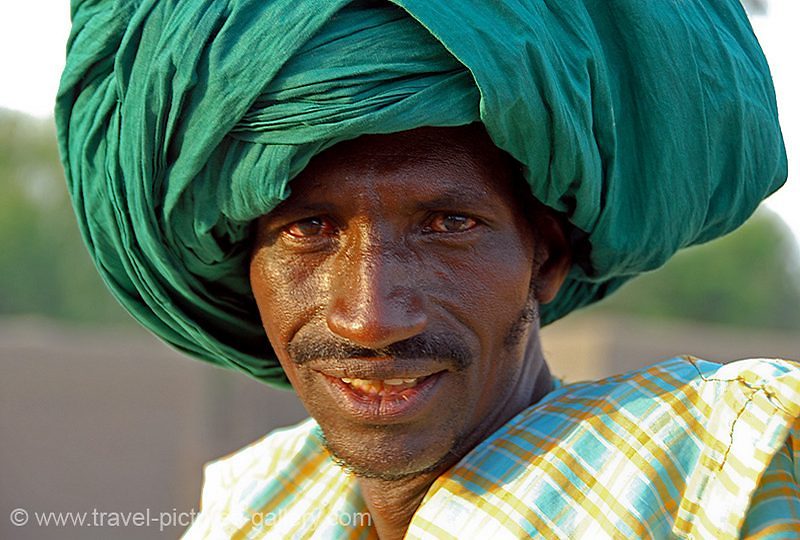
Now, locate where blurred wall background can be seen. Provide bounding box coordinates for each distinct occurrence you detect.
[2,0,799,538]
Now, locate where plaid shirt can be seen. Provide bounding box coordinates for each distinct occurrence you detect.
[183,357,800,539]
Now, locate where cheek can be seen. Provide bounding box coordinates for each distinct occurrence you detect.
[457,238,535,409]
[249,248,328,347]
[434,235,534,321]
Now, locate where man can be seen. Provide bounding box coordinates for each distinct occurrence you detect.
[246,125,570,535]
[56,0,798,538]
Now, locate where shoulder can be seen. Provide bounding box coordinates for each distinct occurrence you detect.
[553,356,800,405]
[542,356,800,432]
[543,356,800,538]
[540,356,800,480]
[202,418,321,508]
[183,419,365,539]
[422,357,800,539]
[189,419,326,538]
[202,417,321,483]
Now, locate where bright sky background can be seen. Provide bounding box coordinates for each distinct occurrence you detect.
[1,1,798,249]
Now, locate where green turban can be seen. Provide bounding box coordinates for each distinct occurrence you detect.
[56,0,786,387]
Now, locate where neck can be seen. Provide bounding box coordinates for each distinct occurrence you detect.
[358,470,440,540]
[358,334,552,539]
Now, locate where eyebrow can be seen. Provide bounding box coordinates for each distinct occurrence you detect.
[411,187,495,211]
[263,184,500,225]
[259,202,335,228]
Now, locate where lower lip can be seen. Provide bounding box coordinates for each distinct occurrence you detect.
[322,372,445,423]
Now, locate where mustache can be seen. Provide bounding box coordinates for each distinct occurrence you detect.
[287,332,473,371]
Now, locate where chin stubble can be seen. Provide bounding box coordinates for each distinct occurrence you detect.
[315,427,467,481]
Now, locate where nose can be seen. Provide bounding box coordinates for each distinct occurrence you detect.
[326,237,427,350]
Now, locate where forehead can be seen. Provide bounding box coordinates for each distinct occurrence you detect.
[280,125,522,208]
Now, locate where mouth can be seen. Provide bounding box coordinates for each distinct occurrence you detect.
[320,370,445,423]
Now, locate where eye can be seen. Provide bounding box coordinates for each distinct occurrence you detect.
[425,214,479,234]
[284,217,337,238]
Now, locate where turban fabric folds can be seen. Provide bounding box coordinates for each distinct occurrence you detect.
[57,0,786,387]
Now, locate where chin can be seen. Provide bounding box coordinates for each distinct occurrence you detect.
[317,424,463,481]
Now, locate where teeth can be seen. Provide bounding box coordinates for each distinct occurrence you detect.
[338,376,421,394]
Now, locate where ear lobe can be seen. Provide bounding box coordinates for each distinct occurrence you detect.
[532,213,572,304]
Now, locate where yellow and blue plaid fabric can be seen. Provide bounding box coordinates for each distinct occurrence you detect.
[183,357,800,539]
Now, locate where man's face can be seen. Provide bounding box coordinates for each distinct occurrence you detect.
[250,126,566,480]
